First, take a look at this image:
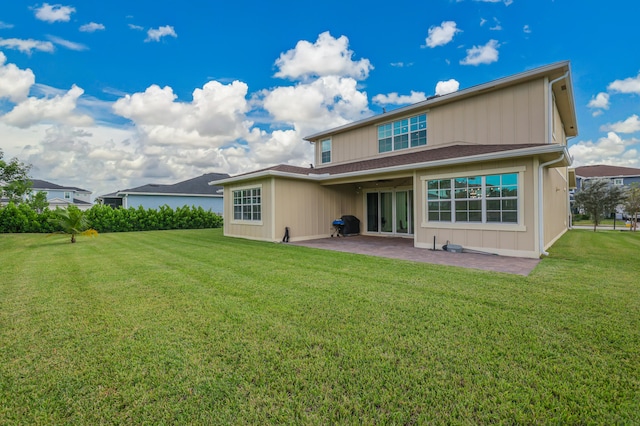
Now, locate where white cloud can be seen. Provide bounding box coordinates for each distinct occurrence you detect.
[274,31,372,81]
[474,0,513,4]
[0,38,55,54]
[460,39,500,66]
[80,22,106,32]
[47,36,88,51]
[263,76,370,136]
[113,81,253,148]
[569,132,640,168]
[480,18,487,26]
[435,79,460,96]
[373,91,426,106]
[600,115,640,134]
[608,72,640,94]
[34,3,76,23]
[1,85,93,128]
[523,24,531,34]
[390,62,413,68]
[425,21,461,48]
[0,21,14,29]
[0,52,35,102]
[145,25,177,42]
[587,92,609,110]
[128,24,144,31]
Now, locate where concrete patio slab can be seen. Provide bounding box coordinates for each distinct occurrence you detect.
[290,235,539,276]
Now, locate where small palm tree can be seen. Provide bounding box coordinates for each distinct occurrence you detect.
[50,207,96,243]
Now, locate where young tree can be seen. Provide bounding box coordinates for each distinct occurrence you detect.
[27,191,49,213]
[0,149,32,203]
[574,179,626,231]
[49,206,96,243]
[623,183,640,231]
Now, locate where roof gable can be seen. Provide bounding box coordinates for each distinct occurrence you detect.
[118,173,230,196]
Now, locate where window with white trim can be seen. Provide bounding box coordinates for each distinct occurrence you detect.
[64,191,72,200]
[378,114,426,153]
[613,178,624,186]
[321,138,331,164]
[233,187,261,221]
[427,173,519,224]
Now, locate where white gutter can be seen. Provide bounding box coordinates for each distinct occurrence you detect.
[209,144,567,186]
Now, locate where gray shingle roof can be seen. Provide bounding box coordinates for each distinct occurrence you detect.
[119,173,230,196]
[31,179,91,193]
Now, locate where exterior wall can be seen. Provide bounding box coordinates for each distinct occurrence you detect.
[223,177,362,242]
[124,194,223,213]
[223,177,274,241]
[542,167,569,249]
[414,158,539,258]
[316,79,547,167]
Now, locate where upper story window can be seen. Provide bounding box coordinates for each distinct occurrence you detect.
[321,138,331,164]
[378,113,427,153]
[64,191,72,200]
[233,187,261,222]
[613,178,624,186]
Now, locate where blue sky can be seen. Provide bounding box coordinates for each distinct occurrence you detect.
[1,0,639,197]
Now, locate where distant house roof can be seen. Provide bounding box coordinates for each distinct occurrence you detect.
[31,179,91,193]
[212,143,570,186]
[574,165,640,179]
[115,173,230,197]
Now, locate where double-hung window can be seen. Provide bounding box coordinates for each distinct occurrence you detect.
[321,138,331,164]
[378,114,427,153]
[233,187,261,221]
[427,173,519,224]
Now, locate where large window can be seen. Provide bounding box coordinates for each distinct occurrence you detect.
[378,114,426,153]
[233,187,261,221]
[321,138,331,164]
[427,173,519,224]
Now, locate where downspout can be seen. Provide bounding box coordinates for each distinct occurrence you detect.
[538,153,565,256]
[538,71,570,256]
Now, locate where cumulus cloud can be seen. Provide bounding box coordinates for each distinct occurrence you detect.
[0,38,55,54]
[435,79,460,96]
[569,132,640,168]
[145,25,177,42]
[1,85,93,128]
[587,92,609,110]
[47,36,88,51]
[80,22,106,32]
[263,75,370,136]
[274,32,372,81]
[113,80,253,148]
[600,115,640,134]
[34,3,76,23]
[0,52,35,102]
[460,39,500,66]
[608,72,640,94]
[424,21,461,48]
[372,91,426,106]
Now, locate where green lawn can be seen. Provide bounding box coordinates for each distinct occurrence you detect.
[1,229,638,424]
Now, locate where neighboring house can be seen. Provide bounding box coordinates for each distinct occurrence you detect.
[573,165,640,190]
[29,179,93,211]
[211,61,577,259]
[97,173,229,213]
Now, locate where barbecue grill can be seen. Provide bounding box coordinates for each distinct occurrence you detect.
[331,215,360,237]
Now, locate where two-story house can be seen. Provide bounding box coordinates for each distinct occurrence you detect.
[30,179,93,210]
[210,61,577,259]
[573,165,640,190]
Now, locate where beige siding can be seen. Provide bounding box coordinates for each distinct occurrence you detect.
[542,167,569,248]
[223,178,274,241]
[414,158,539,258]
[316,78,547,168]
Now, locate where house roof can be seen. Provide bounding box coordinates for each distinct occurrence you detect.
[573,165,640,179]
[305,61,577,141]
[211,143,571,186]
[31,179,91,193]
[115,173,229,197]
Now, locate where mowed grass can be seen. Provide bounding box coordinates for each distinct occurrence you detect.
[0,229,638,424]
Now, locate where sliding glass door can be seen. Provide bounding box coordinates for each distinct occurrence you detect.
[366,189,413,235]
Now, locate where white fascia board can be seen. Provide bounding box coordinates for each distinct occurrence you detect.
[211,145,570,186]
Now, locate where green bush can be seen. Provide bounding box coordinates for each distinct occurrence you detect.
[0,203,223,234]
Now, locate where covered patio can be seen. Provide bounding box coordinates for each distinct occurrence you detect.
[290,235,540,276]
